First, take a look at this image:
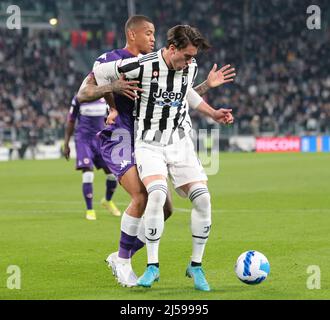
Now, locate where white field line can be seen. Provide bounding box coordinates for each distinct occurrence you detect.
[0,199,329,214]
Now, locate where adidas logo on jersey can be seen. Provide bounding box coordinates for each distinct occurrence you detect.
[153,89,183,101]
[151,78,158,84]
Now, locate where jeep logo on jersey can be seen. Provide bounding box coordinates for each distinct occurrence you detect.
[153,89,183,101]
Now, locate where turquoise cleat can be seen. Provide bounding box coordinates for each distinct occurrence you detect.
[185,265,211,292]
[137,265,160,288]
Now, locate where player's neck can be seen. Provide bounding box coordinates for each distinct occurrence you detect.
[124,44,140,57]
[161,48,174,70]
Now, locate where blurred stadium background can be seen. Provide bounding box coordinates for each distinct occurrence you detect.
[0,0,329,160]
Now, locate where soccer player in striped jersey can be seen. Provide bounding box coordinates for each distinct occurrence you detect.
[79,17,235,288]
[63,96,122,220]
[93,25,234,291]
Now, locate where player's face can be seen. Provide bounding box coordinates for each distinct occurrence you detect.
[134,21,155,54]
[169,44,198,71]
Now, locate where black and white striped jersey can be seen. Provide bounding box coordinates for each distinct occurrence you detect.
[93,49,199,145]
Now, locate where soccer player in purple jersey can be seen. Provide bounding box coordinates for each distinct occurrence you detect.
[63,96,121,220]
[77,16,161,286]
[77,16,236,287]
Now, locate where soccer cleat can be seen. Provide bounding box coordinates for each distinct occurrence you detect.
[105,252,119,277]
[115,261,138,287]
[137,265,160,288]
[101,198,121,216]
[86,209,96,220]
[186,264,211,292]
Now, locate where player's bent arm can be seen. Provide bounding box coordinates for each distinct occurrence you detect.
[78,73,142,103]
[193,80,210,97]
[91,59,143,102]
[196,101,234,125]
[186,88,216,120]
[77,73,116,103]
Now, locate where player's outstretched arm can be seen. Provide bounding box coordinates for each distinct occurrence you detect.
[193,64,236,96]
[196,101,234,125]
[187,88,234,125]
[77,73,142,104]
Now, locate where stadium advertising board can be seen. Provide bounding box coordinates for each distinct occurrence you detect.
[256,137,301,153]
[256,136,330,153]
[301,136,330,152]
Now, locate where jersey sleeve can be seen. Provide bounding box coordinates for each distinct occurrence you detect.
[117,57,141,79]
[93,57,141,85]
[186,88,203,110]
[67,96,80,122]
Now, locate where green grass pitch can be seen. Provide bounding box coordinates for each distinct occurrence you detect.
[0,153,329,300]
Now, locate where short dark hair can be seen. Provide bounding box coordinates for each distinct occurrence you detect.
[166,25,211,51]
[125,15,153,33]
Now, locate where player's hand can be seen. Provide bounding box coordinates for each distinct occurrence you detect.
[213,108,234,124]
[224,112,234,124]
[106,108,119,125]
[206,64,236,88]
[111,75,144,100]
[63,144,70,160]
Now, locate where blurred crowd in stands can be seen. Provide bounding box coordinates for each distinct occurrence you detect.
[0,0,329,149]
[137,0,330,135]
[0,28,83,149]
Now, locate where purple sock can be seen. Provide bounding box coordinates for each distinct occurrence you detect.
[106,179,117,201]
[119,231,137,259]
[82,183,93,210]
[129,238,145,258]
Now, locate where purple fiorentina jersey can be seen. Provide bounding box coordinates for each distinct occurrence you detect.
[91,49,138,180]
[68,96,107,141]
[94,49,136,136]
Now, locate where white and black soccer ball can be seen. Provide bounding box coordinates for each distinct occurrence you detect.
[235,250,270,285]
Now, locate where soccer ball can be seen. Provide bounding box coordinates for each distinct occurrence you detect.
[235,250,270,285]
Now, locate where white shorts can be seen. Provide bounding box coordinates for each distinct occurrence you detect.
[135,136,208,196]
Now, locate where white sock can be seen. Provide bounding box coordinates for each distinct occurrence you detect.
[121,211,141,236]
[137,216,146,243]
[144,180,167,264]
[119,211,141,262]
[188,184,212,264]
[82,171,94,183]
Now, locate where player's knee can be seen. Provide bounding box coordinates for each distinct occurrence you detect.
[131,190,148,214]
[188,184,211,219]
[146,180,168,207]
[82,171,94,183]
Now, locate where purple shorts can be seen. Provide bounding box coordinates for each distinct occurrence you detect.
[98,129,135,180]
[75,137,108,171]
